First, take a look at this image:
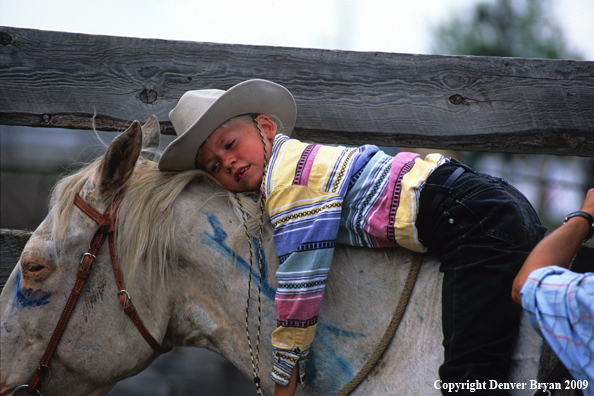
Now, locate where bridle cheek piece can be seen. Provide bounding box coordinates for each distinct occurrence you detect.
[13,190,170,396]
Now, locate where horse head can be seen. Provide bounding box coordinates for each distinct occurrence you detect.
[1,117,182,395]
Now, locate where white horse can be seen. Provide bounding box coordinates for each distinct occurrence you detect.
[0,118,543,396]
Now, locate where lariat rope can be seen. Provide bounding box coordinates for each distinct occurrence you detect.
[336,252,423,396]
[232,114,269,396]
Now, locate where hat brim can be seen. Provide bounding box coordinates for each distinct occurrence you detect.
[158,79,296,171]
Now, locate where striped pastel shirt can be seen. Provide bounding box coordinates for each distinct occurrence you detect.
[521,266,594,394]
[264,134,446,386]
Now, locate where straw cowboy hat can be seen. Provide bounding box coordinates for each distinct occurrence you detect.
[158,79,297,171]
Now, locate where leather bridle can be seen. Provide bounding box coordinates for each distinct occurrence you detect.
[13,190,170,396]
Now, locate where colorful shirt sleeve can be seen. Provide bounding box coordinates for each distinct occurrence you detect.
[520,266,594,386]
[267,185,342,385]
[264,136,363,386]
[338,151,445,252]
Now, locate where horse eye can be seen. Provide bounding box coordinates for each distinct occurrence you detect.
[24,262,46,273]
[29,264,45,272]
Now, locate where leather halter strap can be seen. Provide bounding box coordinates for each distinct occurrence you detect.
[74,194,170,355]
[25,191,169,394]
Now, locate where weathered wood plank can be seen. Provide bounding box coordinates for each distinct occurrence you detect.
[0,229,32,292]
[1,27,593,155]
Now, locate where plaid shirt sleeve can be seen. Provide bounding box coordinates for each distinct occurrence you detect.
[520,266,594,388]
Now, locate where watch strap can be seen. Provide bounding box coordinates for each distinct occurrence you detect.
[564,211,594,240]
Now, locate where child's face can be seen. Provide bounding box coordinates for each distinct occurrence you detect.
[197,115,276,192]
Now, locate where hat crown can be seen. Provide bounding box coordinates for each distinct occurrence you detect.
[159,79,296,171]
[169,89,225,137]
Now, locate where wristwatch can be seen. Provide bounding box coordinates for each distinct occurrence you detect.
[563,211,594,241]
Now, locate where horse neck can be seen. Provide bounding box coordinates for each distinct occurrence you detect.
[166,187,278,380]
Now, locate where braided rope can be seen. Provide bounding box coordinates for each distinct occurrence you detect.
[253,115,269,382]
[234,194,264,396]
[336,252,423,396]
[233,115,270,395]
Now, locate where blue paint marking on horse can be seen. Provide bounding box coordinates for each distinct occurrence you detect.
[318,322,365,339]
[307,323,360,387]
[200,210,275,300]
[307,347,355,394]
[14,272,51,308]
[201,209,366,391]
[328,350,356,393]
[201,210,368,338]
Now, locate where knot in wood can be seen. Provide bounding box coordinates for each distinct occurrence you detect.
[0,32,13,46]
[139,89,158,104]
[449,94,465,105]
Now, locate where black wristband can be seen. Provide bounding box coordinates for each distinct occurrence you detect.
[564,211,594,241]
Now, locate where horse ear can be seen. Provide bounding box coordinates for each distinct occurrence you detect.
[97,120,143,195]
[141,115,161,160]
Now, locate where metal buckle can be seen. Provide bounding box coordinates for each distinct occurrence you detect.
[118,290,132,304]
[80,252,96,263]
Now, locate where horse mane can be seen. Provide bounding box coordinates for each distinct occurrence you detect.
[48,153,269,289]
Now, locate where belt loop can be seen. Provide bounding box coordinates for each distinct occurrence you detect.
[443,166,465,189]
[449,157,475,173]
[423,165,465,221]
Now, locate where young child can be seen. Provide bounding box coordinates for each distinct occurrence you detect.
[159,79,547,396]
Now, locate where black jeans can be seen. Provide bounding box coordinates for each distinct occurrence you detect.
[416,160,546,395]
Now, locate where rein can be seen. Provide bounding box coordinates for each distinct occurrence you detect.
[13,190,169,396]
[336,252,423,396]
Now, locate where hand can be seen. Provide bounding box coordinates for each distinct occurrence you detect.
[274,365,299,396]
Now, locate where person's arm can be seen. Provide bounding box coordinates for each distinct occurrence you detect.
[267,185,343,389]
[512,188,594,304]
[264,139,364,391]
[274,365,299,396]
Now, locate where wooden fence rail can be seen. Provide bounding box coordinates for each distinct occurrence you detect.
[1,26,593,156]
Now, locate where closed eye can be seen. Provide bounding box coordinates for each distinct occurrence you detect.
[225,139,236,150]
[29,264,45,272]
[22,259,50,278]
